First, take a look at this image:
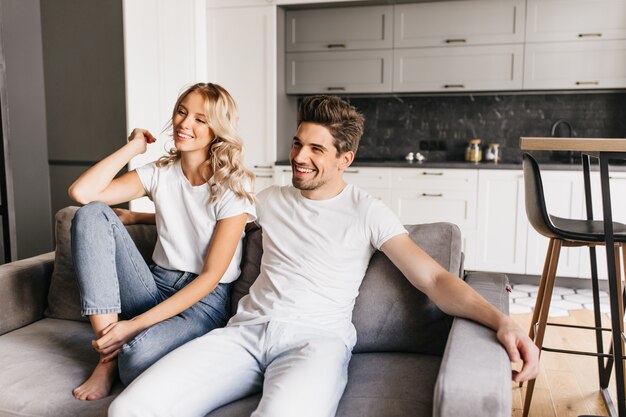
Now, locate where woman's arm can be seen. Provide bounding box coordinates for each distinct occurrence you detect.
[93,213,249,359]
[68,129,156,206]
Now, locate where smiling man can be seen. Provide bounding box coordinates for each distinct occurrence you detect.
[109,95,538,417]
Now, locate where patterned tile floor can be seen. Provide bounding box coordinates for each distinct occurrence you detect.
[509,284,611,317]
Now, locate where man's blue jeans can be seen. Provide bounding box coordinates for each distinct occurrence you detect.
[71,202,231,385]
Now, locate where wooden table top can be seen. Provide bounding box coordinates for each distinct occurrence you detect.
[520,137,626,152]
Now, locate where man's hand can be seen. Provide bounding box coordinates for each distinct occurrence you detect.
[113,208,135,225]
[92,320,144,363]
[496,317,540,382]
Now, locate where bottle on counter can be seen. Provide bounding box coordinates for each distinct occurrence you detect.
[485,143,501,163]
[465,138,482,163]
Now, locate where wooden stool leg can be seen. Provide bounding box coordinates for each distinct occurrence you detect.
[529,238,556,342]
[523,239,562,417]
[520,239,555,389]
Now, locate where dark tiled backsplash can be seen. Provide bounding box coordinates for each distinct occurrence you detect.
[342,92,626,164]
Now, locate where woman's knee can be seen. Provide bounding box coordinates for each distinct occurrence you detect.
[72,201,112,228]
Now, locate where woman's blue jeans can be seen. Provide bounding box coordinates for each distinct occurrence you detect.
[71,202,232,385]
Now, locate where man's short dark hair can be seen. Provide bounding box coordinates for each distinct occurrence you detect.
[297,95,365,155]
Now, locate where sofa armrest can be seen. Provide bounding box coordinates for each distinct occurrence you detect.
[433,272,512,417]
[0,252,55,335]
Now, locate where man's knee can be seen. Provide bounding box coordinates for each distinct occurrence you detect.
[108,390,146,417]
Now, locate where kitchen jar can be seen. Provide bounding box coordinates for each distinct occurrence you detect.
[485,143,501,163]
[465,138,482,163]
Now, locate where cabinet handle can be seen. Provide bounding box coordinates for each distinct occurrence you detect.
[575,81,599,86]
[578,32,602,38]
[422,172,444,176]
[327,87,346,91]
[422,193,443,197]
[445,38,467,44]
[345,169,360,174]
[327,43,346,49]
[256,174,273,179]
[444,84,465,88]
[254,165,273,169]
[282,169,292,173]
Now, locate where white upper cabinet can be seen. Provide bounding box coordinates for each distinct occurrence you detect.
[394,44,524,92]
[524,40,626,89]
[394,0,526,48]
[526,0,626,42]
[206,5,277,171]
[286,50,392,94]
[285,5,392,52]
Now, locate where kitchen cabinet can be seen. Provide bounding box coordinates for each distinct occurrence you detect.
[286,50,392,94]
[284,4,393,94]
[524,170,585,278]
[525,0,626,42]
[523,40,626,90]
[394,0,525,48]
[475,170,528,274]
[475,168,620,280]
[393,44,524,92]
[285,6,392,52]
[390,168,478,269]
[206,4,277,193]
[524,0,626,90]
[344,167,392,206]
[284,0,526,94]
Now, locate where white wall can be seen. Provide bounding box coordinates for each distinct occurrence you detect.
[123,0,207,211]
[0,0,52,259]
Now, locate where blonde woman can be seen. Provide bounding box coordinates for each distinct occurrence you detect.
[68,83,255,401]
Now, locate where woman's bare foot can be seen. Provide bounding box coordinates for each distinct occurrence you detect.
[72,359,117,401]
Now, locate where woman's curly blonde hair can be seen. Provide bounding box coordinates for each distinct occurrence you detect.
[157,83,254,203]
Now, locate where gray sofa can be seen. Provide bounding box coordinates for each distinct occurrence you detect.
[0,207,512,417]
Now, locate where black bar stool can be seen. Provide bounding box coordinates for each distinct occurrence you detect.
[522,153,626,417]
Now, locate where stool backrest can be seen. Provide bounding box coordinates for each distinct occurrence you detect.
[523,153,558,239]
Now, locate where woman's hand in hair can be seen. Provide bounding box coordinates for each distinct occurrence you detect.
[127,128,157,155]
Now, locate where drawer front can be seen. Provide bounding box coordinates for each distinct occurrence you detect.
[393,44,523,92]
[394,0,525,48]
[526,0,626,42]
[391,189,477,229]
[523,40,626,90]
[343,167,390,189]
[391,168,478,191]
[286,6,393,52]
[286,50,393,94]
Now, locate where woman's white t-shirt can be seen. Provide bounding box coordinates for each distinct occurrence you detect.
[135,160,256,283]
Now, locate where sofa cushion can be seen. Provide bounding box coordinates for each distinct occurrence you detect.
[45,207,157,322]
[336,353,441,417]
[231,225,263,316]
[0,318,123,417]
[353,222,462,355]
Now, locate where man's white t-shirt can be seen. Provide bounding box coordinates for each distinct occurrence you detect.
[135,160,256,282]
[229,184,408,348]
